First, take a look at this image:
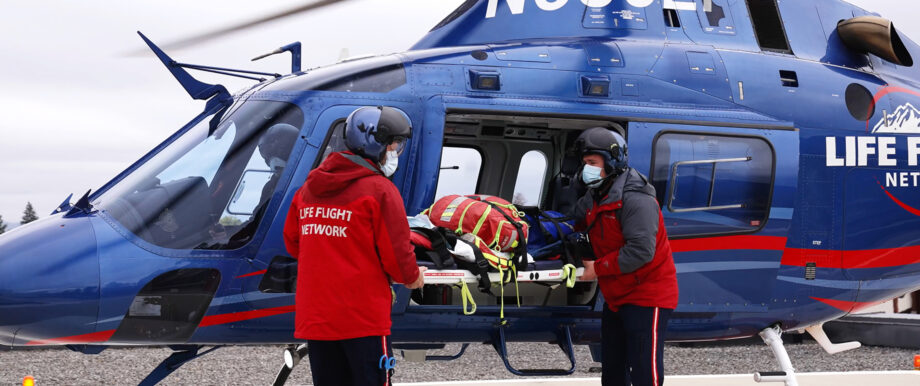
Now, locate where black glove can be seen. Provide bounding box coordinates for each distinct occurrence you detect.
[565,232,595,261]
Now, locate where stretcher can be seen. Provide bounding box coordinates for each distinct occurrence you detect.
[421,267,585,285]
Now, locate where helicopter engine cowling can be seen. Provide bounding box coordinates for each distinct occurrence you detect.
[837,16,914,67]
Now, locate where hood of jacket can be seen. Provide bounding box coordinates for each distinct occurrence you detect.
[305,151,382,197]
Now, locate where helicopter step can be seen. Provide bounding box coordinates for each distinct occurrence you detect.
[491,323,577,376]
[754,326,798,386]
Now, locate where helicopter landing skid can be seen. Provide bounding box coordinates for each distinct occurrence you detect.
[754,326,799,386]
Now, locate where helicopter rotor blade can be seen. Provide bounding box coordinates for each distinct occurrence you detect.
[136,0,349,53]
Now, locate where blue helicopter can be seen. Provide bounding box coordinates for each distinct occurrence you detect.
[3,0,920,385]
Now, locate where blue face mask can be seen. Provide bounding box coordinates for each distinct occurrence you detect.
[582,164,604,186]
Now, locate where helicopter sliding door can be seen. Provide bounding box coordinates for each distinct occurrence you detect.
[629,122,797,314]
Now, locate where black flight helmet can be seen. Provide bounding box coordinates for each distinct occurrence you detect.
[573,127,628,175]
[259,123,300,171]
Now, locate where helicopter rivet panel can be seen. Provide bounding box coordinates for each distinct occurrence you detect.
[583,4,648,30]
[649,45,732,101]
[670,0,759,52]
[583,41,626,68]
[718,49,890,130]
[490,44,552,63]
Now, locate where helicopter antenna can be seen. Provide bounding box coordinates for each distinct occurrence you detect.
[252,42,303,73]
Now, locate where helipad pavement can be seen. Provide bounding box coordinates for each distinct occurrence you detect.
[399,371,920,386]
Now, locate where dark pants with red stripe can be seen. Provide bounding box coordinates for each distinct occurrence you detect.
[307,336,393,386]
[601,304,673,386]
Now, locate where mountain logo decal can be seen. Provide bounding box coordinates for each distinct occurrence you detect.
[872,103,920,134]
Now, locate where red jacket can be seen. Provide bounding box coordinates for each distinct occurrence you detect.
[283,151,420,340]
[574,169,678,311]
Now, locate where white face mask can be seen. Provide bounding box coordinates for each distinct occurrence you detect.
[380,150,399,177]
[582,164,604,186]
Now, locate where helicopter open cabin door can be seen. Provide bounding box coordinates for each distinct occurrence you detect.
[628,122,797,313]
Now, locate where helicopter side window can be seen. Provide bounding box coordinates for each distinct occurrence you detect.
[434,147,483,201]
[511,150,548,206]
[95,101,304,251]
[651,132,774,238]
[317,121,347,166]
[746,0,792,53]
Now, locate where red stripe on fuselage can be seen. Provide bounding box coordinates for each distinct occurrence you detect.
[25,329,115,346]
[879,182,920,217]
[667,234,920,270]
[811,297,885,313]
[235,269,267,279]
[670,235,788,253]
[198,305,295,327]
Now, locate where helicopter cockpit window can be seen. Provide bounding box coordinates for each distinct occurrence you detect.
[94,101,304,251]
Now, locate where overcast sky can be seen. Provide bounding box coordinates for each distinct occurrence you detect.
[0,0,914,225]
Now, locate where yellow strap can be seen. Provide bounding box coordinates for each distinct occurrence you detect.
[458,281,477,315]
[391,287,397,305]
[492,220,508,249]
[562,264,577,288]
[471,205,492,236]
[498,265,505,320]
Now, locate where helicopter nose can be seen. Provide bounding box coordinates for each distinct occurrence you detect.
[0,215,100,346]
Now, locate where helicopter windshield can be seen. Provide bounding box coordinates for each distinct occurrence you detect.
[94,101,304,251]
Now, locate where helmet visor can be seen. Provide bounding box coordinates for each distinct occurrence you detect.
[387,136,409,156]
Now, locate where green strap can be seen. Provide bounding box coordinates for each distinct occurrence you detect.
[457,281,477,315]
[498,265,505,321]
[471,205,492,236]
[492,220,508,249]
[562,264,577,288]
[456,201,476,234]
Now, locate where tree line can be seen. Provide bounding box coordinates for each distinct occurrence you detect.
[0,202,40,235]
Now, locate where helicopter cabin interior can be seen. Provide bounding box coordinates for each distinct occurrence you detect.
[419,113,623,308]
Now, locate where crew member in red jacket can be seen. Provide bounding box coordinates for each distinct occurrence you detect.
[283,106,425,386]
[573,127,679,386]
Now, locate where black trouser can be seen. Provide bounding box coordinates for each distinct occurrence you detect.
[307,335,394,386]
[601,304,673,386]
